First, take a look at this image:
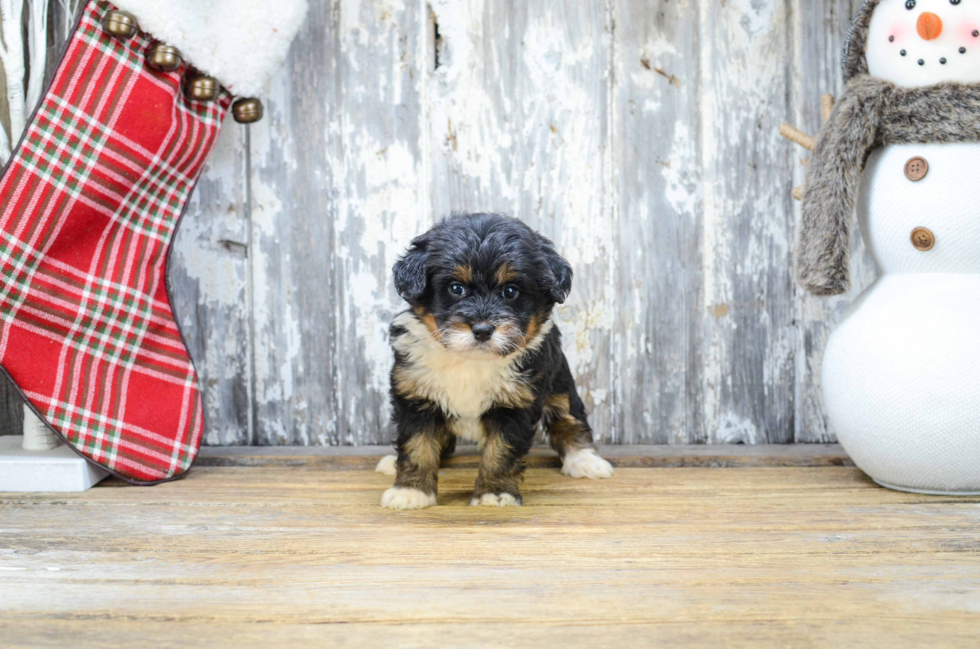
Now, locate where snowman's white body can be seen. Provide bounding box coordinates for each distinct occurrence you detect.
[819,0,980,494]
[823,143,980,493]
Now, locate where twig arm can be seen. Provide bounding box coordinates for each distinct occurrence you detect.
[821,94,835,123]
[779,123,815,152]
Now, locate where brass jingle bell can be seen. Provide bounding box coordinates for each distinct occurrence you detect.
[147,44,182,72]
[186,76,220,102]
[232,98,264,124]
[103,10,139,40]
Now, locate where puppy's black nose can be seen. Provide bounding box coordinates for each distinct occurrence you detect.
[471,323,495,342]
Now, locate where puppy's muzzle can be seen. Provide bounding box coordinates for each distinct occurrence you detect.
[471,323,495,343]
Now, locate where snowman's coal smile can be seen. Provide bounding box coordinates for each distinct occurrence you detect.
[886,5,980,68]
[895,41,972,66]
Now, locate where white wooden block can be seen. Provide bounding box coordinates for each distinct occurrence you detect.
[0,436,109,492]
[22,406,62,450]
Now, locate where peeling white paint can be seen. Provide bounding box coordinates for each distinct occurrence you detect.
[150,0,867,448]
[715,412,760,445]
[662,122,700,218]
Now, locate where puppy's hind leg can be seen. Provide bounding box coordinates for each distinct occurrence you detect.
[381,406,447,510]
[545,389,613,480]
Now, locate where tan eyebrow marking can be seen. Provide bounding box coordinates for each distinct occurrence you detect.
[451,265,473,283]
[495,262,519,285]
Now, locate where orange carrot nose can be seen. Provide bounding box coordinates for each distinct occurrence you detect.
[917,12,943,41]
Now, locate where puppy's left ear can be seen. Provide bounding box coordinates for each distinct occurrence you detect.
[544,247,573,304]
[393,235,430,304]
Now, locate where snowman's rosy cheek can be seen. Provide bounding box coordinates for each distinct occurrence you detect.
[956,22,980,41]
[888,21,912,44]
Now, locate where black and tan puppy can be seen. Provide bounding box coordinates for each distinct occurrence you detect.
[376,213,613,509]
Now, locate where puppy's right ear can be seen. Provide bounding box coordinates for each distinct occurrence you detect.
[542,245,573,305]
[393,235,430,303]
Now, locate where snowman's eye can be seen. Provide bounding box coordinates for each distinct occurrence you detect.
[906,0,916,8]
[951,0,962,5]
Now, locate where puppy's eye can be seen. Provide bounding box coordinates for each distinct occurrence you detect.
[905,0,915,8]
[501,286,519,301]
[449,283,466,297]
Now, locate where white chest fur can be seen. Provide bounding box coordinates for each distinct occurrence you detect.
[390,312,550,437]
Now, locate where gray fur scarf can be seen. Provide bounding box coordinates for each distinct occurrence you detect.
[799,78,980,295]
[798,0,980,295]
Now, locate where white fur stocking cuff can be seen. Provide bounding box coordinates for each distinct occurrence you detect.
[112,0,308,97]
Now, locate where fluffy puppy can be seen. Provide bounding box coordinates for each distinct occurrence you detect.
[378,213,613,510]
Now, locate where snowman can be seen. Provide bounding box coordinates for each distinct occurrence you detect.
[797,0,980,494]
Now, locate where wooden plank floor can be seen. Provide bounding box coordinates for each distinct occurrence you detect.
[2,460,980,647]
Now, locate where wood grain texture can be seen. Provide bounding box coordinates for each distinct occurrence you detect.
[698,0,796,444]
[0,1,881,447]
[2,465,979,647]
[224,0,873,446]
[192,443,854,469]
[428,0,614,439]
[790,0,878,442]
[612,0,703,443]
[0,26,8,138]
[170,126,252,446]
[247,0,428,446]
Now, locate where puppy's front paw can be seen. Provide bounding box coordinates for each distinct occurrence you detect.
[381,487,437,510]
[469,493,522,507]
[375,454,398,476]
[561,448,614,479]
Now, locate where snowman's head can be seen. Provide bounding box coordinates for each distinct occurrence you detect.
[846,0,980,86]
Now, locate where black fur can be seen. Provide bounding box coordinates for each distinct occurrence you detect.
[393,212,573,312]
[385,213,601,507]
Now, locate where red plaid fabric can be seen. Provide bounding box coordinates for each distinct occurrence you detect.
[0,0,230,482]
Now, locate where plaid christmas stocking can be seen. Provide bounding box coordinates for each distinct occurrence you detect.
[0,0,306,483]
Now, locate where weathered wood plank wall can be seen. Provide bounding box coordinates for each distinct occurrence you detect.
[0,0,877,445]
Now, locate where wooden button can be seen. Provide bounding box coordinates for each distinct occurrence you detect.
[911,227,935,251]
[904,156,929,181]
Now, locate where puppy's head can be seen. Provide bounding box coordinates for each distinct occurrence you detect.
[393,213,572,356]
